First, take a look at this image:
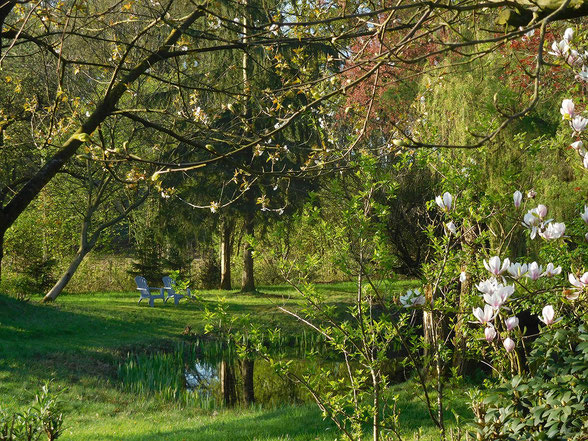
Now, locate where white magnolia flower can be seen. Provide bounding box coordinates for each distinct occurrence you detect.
[505,316,519,331]
[523,211,539,227]
[581,206,588,224]
[446,221,457,235]
[567,49,582,66]
[513,190,523,209]
[473,305,495,325]
[400,289,425,308]
[485,292,506,310]
[526,262,543,281]
[459,271,467,283]
[498,283,515,300]
[549,40,569,57]
[485,326,497,342]
[503,337,515,352]
[561,99,575,119]
[569,272,588,289]
[539,222,566,240]
[435,192,453,212]
[577,65,588,82]
[508,262,528,279]
[483,284,514,307]
[535,204,548,219]
[571,115,588,133]
[484,256,511,276]
[571,140,584,151]
[476,278,498,296]
[563,27,574,42]
[539,305,559,326]
[542,263,562,278]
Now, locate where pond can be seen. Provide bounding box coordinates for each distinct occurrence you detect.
[117,336,348,409]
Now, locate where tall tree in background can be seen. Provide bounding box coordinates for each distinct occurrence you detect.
[0,0,584,285]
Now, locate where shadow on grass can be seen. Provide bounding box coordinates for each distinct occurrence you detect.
[92,406,335,441]
[0,293,190,381]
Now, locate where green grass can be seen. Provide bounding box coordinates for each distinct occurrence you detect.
[0,280,471,440]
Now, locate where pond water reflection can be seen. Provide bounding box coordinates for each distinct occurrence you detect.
[117,338,342,409]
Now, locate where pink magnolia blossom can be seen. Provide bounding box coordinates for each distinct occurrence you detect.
[542,263,562,278]
[550,40,570,58]
[539,222,566,240]
[485,326,497,342]
[476,278,498,296]
[503,337,515,352]
[526,262,543,281]
[513,190,522,209]
[483,284,514,309]
[563,27,574,42]
[484,256,511,276]
[505,316,519,331]
[539,305,559,326]
[560,99,575,119]
[571,115,588,133]
[496,284,515,301]
[485,293,506,310]
[569,272,588,289]
[535,204,548,219]
[567,49,582,66]
[473,305,495,325]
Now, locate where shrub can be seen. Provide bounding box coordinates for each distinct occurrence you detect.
[0,382,64,441]
[474,324,588,440]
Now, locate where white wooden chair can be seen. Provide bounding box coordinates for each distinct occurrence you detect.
[135,276,165,307]
[162,276,192,305]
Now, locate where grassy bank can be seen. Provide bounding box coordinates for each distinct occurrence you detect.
[0,281,470,440]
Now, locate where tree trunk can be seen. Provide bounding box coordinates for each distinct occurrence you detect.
[495,0,588,27]
[43,248,87,302]
[220,360,237,407]
[452,223,477,374]
[241,213,255,293]
[239,1,256,294]
[241,358,255,405]
[0,230,4,284]
[220,217,234,290]
[422,284,435,371]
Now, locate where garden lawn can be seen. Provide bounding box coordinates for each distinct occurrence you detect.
[0,281,470,440]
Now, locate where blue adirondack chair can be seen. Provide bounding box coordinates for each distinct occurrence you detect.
[162,276,192,305]
[135,276,165,307]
